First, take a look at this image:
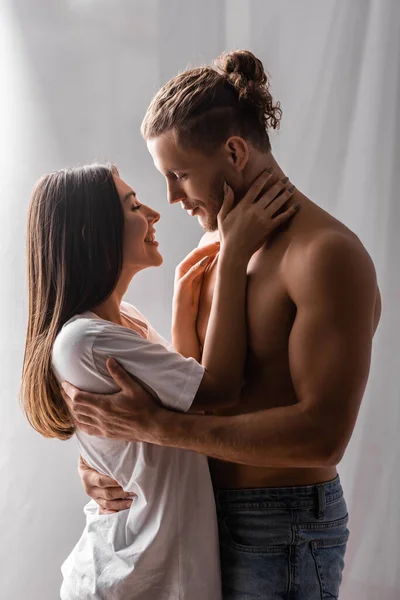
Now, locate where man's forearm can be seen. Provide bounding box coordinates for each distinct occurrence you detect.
[149,403,341,468]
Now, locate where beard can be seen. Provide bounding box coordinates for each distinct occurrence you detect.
[199,175,225,232]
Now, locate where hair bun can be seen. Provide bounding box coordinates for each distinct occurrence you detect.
[215,50,266,87]
[213,49,281,131]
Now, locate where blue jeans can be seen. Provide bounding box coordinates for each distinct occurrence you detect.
[214,476,349,599]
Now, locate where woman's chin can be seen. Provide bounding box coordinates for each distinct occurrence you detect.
[151,250,163,267]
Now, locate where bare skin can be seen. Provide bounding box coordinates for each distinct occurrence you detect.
[198,194,381,488]
[63,135,381,510]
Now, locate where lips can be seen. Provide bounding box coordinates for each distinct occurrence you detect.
[145,230,157,243]
[181,202,199,216]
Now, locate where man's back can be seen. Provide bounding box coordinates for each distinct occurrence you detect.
[197,192,381,489]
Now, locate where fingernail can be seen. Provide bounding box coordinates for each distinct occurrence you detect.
[200,256,209,266]
[282,176,289,184]
[107,357,117,367]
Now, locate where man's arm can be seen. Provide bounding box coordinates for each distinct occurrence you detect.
[65,233,379,468]
[150,232,378,467]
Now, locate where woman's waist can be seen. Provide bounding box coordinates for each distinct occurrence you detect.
[77,434,211,491]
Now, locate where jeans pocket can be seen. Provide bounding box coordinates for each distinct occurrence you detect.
[311,534,349,599]
[221,507,292,553]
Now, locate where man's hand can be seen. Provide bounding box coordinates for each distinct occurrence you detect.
[78,455,135,514]
[61,358,162,443]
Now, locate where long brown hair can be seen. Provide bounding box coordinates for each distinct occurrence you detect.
[21,164,124,440]
[141,49,282,153]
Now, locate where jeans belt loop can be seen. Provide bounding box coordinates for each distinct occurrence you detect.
[316,484,326,520]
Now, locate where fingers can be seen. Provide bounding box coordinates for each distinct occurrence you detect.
[106,358,135,391]
[74,414,99,427]
[77,457,136,512]
[271,202,300,226]
[61,383,95,409]
[79,459,120,490]
[255,178,288,210]
[242,168,274,205]
[75,421,103,436]
[88,484,136,512]
[97,485,134,502]
[175,243,220,279]
[218,182,235,221]
[183,255,212,277]
[98,497,134,512]
[61,381,81,403]
[63,391,100,421]
[178,253,215,288]
[263,184,295,214]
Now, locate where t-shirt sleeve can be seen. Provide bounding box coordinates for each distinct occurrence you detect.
[91,323,205,412]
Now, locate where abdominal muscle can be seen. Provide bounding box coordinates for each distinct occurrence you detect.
[196,240,337,491]
[206,360,337,490]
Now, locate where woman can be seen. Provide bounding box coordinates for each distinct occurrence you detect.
[21,163,297,599]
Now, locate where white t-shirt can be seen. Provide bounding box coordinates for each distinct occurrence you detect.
[52,302,221,600]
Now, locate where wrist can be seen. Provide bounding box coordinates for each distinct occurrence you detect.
[171,319,197,342]
[218,248,249,271]
[147,408,177,447]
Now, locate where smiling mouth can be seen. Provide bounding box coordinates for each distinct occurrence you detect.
[187,207,200,217]
[145,232,157,244]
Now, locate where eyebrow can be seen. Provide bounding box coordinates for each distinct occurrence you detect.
[123,191,136,202]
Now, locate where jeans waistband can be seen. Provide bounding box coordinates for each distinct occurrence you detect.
[214,475,343,515]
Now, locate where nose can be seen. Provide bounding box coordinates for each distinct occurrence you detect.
[146,205,160,224]
[167,180,186,205]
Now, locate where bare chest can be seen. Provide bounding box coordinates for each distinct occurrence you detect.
[197,247,295,372]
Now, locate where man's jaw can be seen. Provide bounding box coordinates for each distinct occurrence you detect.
[180,202,218,231]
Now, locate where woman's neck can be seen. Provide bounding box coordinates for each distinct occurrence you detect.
[91,269,133,325]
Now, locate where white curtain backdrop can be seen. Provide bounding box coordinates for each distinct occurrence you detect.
[0,1,398,598]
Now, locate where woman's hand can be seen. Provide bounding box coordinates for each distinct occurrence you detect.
[218,170,299,262]
[171,242,220,358]
[173,242,220,321]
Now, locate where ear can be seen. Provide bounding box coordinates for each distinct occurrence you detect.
[223,136,250,173]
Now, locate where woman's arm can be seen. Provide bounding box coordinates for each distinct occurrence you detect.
[177,173,298,412]
[171,245,219,361]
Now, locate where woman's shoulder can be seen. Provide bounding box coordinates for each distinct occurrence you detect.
[52,314,105,364]
[120,301,149,325]
[121,301,171,348]
[51,314,111,387]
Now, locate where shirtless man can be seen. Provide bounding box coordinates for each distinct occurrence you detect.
[63,50,381,599]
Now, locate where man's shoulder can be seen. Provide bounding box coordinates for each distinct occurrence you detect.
[284,225,377,300]
[198,231,220,247]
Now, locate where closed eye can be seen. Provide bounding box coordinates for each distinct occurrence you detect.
[167,172,188,182]
[131,204,142,211]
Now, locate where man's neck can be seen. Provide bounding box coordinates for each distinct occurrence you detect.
[241,152,287,198]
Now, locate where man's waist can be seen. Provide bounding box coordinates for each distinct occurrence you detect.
[213,473,342,508]
[210,462,338,493]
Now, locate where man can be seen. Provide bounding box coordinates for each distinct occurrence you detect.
[63,50,381,598]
